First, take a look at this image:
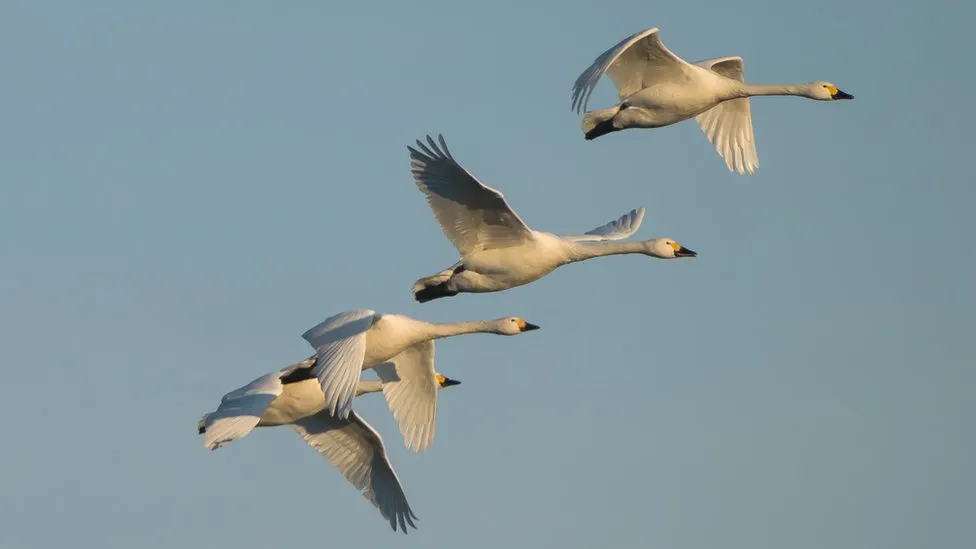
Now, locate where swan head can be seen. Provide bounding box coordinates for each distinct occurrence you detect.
[806,81,854,101]
[493,316,541,335]
[435,373,461,388]
[647,238,697,259]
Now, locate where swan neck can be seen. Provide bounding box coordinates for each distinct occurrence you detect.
[355,379,384,396]
[427,320,494,339]
[739,83,804,97]
[566,240,650,262]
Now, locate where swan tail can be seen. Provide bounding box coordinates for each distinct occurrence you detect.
[582,106,620,140]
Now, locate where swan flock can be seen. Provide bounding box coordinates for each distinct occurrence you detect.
[198,25,853,532]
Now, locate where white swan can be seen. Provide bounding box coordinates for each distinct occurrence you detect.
[198,359,461,533]
[407,134,697,302]
[303,309,539,432]
[571,27,854,175]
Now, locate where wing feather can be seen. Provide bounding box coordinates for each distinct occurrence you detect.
[571,27,694,113]
[373,341,438,453]
[564,206,646,242]
[408,134,533,257]
[291,410,418,533]
[693,57,758,175]
[302,309,375,419]
[200,372,283,450]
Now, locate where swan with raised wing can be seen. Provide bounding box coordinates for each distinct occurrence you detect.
[571,27,854,175]
[301,309,538,429]
[408,134,697,303]
[198,359,461,533]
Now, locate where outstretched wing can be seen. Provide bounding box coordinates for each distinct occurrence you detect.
[693,57,758,175]
[200,371,283,450]
[408,134,534,257]
[373,340,438,453]
[571,27,695,113]
[564,206,646,242]
[302,309,375,419]
[291,410,418,533]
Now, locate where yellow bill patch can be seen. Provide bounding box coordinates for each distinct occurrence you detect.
[826,84,838,95]
[516,319,526,330]
[669,242,682,252]
[436,374,446,385]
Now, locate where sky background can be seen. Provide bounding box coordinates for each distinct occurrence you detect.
[1,2,972,548]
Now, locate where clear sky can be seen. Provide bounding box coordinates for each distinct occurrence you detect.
[1,2,972,548]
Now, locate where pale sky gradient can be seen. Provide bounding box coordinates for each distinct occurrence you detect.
[1,2,972,548]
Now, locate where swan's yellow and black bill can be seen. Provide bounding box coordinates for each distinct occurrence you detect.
[436,373,461,387]
[675,246,697,258]
[439,376,461,387]
[520,321,541,332]
[831,88,854,100]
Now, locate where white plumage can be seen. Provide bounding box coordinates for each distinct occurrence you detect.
[199,360,461,533]
[301,309,539,446]
[408,134,697,302]
[572,27,853,175]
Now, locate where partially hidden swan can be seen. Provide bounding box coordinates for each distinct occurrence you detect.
[407,134,697,303]
[303,309,539,430]
[199,360,461,533]
[571,27,854,175]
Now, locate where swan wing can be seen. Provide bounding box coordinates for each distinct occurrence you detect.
[408,134,534,257]
[696,56,745,82]
[572,27,695,113]
[373,340,438,453]
[693,57,758,175]
[564,206,646,242]
[302,309,375,420]
[291,410,418,533]
[201,371,284,450]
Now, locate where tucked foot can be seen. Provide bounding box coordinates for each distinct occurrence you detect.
[414,281,459,303]
[584,117,616,140]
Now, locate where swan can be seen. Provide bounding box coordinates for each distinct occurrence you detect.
[407,134,697,303]
[198,359,462,533]
[571,27,854,175]
[303,309,539,432]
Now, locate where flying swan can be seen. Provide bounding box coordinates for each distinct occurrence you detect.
[408,134,697,303]
[571,27,854,175]
[302,309,539,432]
[198,359,461,533]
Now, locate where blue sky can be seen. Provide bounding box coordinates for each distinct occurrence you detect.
[1,2,972,548]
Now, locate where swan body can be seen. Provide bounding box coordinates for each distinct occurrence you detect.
[301,309,539,435]
[407,134,697,302]
[199,360,461,533]
[571,27,854,175]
